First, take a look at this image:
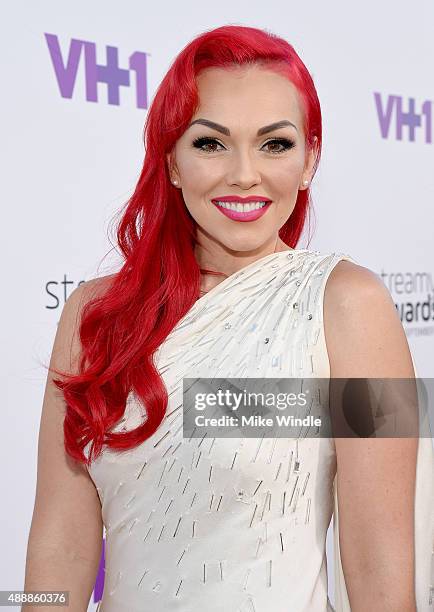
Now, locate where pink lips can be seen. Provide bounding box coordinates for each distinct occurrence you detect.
[211,196,272,222]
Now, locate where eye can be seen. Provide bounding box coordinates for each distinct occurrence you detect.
[263,138,296,154]
[192,136,224,153]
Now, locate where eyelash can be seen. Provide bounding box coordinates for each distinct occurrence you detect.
[191,136,296,155]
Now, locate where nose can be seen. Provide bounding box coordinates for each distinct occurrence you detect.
[225,149,262,189]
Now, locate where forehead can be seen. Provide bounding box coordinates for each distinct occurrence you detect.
[193,65,304,129]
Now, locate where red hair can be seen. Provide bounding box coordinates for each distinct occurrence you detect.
[51,24,323,465]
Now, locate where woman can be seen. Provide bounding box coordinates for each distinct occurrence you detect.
[24,25,433,611]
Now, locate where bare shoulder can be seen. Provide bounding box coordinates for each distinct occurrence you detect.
[57,271,116,374]
[74,273,116,306]
[54,273,116,374]
[63,273,115,314]
[323,259,415,378]
[323,259,386,306]
[84,272,117,293]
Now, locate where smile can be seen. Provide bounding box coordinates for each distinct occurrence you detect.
[211,200,272,222]
[215,200,268,212]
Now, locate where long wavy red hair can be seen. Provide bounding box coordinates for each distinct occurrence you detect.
[51,24,323,466]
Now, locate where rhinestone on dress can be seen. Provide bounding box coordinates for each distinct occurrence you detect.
[224,323,232,329]
[286,253,294,260]
[307,314,313,320]
[293,302,299,309]
[264,338,270,344]
[295,280,301,286]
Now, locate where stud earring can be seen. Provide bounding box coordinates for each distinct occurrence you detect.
[172,179,179,186]
[303,179,309,186]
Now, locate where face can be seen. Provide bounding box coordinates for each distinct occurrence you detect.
[167,64,318,261]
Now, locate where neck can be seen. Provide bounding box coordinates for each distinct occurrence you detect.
[195,237,293,296]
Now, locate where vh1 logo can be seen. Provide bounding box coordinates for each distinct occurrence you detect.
[44,33,148,108]
[374,92,431,143]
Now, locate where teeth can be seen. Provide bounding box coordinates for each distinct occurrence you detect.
[214,201,268,212]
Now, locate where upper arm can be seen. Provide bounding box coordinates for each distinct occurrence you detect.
[324,260,418,609]
[28,278,107,562]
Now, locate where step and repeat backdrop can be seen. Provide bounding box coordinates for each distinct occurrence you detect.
[2,0,433,610]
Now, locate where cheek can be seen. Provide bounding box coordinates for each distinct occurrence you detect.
[269,153,304,179]
[180,157,222,193]
[177,159,219,220]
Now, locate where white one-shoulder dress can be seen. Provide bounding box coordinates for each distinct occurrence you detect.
[84,249,434,611]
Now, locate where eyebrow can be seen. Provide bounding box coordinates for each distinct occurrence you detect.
[187,118,298,136]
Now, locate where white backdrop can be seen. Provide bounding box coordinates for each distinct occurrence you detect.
[2,1,433,609]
